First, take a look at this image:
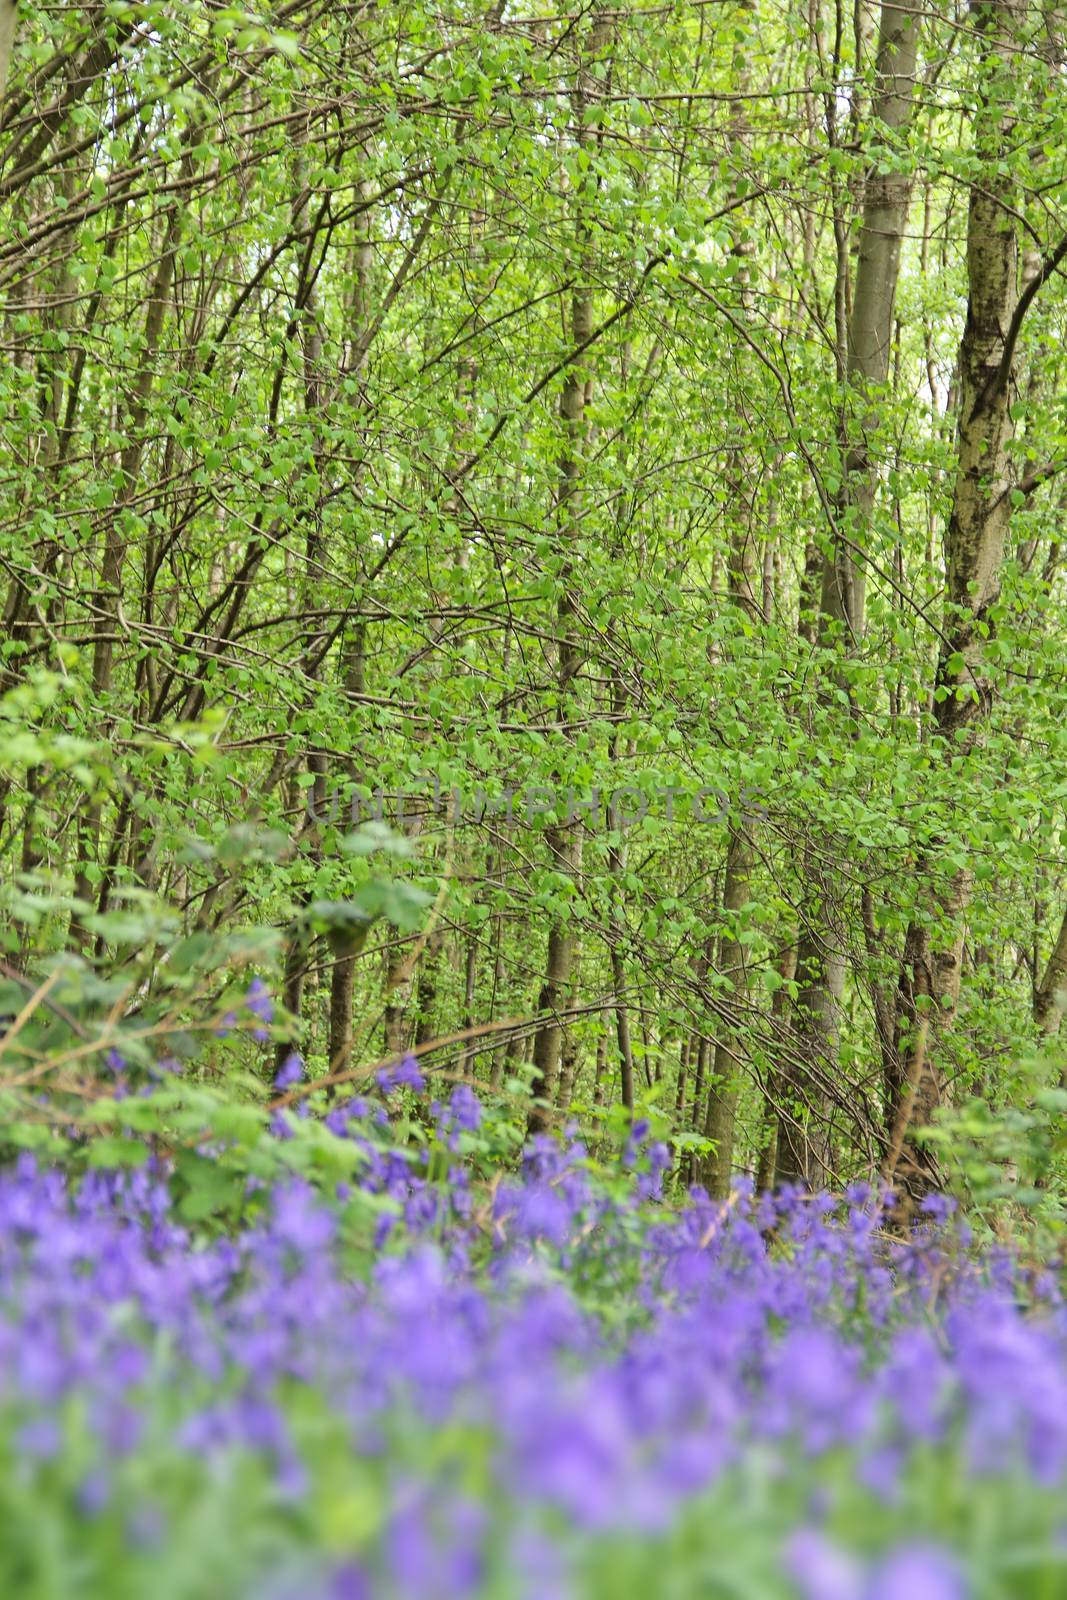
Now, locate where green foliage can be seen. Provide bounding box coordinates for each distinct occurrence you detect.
[925,1057,1067,1235]
[1,0,1067,1226]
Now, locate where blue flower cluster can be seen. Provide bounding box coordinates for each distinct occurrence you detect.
[0,1067,1064,1598]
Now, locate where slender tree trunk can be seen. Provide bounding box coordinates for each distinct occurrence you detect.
[328,633,366,1076]
[702,824,754,1198]
[782,0,922,1162]
[756,944,798,1190]
[610,941,635,1113]
[557,1016,580,1111]
[383,946,414,1061]
[530,923,573,1124]
[459,935,477,1075]
[527,12,608,1131]
[685,1035,710,1187]
[413,927,444,1048]
[328,179,376,1072]
[821,0,923,637]
[893,0,1027,1192]
[674,1035,691,1124]
[592,1020,609,1108]
[777,921,846,1184]
[0,0,17,109]
[72,202,182,936]
[1035,905,1067,1043]
[489,863,509,1090]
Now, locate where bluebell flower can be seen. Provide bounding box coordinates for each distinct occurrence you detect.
[274,1052,303,1090]
[245,976,274,1040]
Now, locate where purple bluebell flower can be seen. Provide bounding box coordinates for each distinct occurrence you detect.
[15,1415,63,1460]
[0,1098,1062,1596]
[448,1083,481,1132]
[274,1052,303,1090]
[245,976,274,1040]
[784,1529,862,1600]
[329,1563,372,1600]
[377,1054,426,1093]
[325,1105,351,1138]
[867,1546,967,1600]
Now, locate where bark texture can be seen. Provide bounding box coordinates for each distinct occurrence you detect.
[527,12,608,1131]
[0,0,19,108]
[893,0,1024,1193]
[784,0,922,1177]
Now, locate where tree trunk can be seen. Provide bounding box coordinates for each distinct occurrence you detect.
[459,935,477,1075]
[702,824,754,1198]
[592,1020,609,1108]
[610,941,636,1113]
[328,179,376,1074]
[674,1035,691,1123]
[782,0,922,1153]
[820,0,923,636]
[1035,905,1067,1043]
[0,0,17,116]
[893,0,1026,1193]
[527,13,608,1133]
[557,1016,580,1111]
[383,947,414,1061]
[756,944,798,1191]
[413,928,444,1048]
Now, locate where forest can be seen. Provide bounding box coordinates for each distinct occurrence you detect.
[1,0,1067,1594]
